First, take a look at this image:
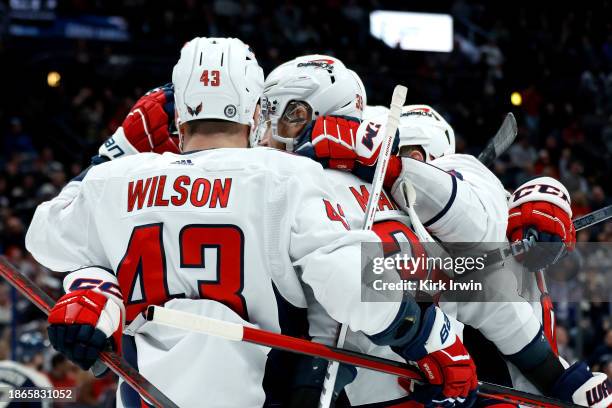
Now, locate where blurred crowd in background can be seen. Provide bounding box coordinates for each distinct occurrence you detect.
[0,0,611,405]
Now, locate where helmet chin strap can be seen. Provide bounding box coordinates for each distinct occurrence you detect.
[249,119,265,148]
[249,103,271,147]
[270,119,296,151]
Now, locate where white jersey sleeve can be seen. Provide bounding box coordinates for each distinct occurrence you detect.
[288,162,400,336]
[304,170,410,346]
[391,154,509,243]
[388,155,542,355]
[25,177,109,271]
[314,170,412,405]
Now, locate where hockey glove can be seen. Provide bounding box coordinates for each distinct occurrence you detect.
[294,115,360,170]
[370,303,478,408]
[97,84,179,161]
[507,177,576,271]
[48,268,124,373]
[551,362,612,407]
[295,115,402,188]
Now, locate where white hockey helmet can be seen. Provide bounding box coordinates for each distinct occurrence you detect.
[363,105,389,122]
[397,104,455,161]
[263,54,366,150]
[172,37,265,145]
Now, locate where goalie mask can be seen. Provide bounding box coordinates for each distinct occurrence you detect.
[263,55,366,151]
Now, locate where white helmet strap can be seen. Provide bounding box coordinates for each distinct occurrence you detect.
[269,100,312,151]
[270,119,296,151]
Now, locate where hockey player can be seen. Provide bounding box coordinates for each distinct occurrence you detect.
[294,104,611,408]
[25,37,478,408]
[262,55,425,407]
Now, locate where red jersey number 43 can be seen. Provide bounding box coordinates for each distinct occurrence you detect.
[116,223,247,322]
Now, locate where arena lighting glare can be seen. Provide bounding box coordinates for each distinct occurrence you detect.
[47,71,61,87]
[370,10,453,52]
[511,91,522,106]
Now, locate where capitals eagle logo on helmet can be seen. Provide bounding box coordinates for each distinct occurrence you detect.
[186,102,203,116]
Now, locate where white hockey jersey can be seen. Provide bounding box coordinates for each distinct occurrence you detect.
[25,147,401,407]
[320,169,466,406]
[318,169,417,406]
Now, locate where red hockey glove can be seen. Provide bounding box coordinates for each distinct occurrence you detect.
[98,84,179,160]
[507,177,576,271]
[48,268,124,372]
[371,303,478,407]
[294,115,360,170]
[295,115,403,187]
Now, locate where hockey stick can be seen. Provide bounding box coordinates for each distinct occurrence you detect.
[0,257,179,408]
[146,305,583,408]
[362,85,408,230]
[536,266,558,354]
[477,112,518,166]
[573,204,612,231]
[534,204,612,353]
[319,85,408,408]
[528,205,612,355]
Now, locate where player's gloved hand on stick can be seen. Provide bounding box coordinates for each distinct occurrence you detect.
[506,177,576,271]
[97,83,179,161]
[47,268,125,373]
[369,303,478,408]
[551,362,612,407]
[295,115,402,187]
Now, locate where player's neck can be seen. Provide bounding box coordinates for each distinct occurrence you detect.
[182,132,249,152]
